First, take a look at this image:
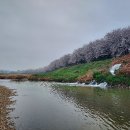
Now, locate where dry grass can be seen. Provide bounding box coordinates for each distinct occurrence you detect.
[0,74,31,80]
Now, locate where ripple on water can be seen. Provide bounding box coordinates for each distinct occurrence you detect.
[0,80,130,130]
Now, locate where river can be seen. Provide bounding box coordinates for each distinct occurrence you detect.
[0,80,130,130]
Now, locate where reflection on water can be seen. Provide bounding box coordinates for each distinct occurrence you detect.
[51,85,130,130]
[0,80,130,130]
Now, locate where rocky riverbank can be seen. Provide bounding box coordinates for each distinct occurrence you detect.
[0,85,16,130]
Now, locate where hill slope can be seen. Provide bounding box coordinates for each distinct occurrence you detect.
[34,59,111,82]
[34,54,130,87]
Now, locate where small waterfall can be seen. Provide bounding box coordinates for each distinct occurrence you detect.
[55,81,108,89]
[87,81,108,88]
[109,64,121,75]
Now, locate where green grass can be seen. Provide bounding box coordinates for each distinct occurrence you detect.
[34,59,112,82]
[33,58,130,86]
[93,72,130,86]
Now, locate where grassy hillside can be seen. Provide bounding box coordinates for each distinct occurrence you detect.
[33,54,130,87]
[34,59,111,82]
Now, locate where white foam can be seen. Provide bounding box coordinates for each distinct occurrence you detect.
[54,81,108,89]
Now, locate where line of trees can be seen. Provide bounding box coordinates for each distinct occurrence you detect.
[43,27,130,72]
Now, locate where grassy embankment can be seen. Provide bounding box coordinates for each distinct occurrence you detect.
[34,59,111,82]
[34,58,130,87]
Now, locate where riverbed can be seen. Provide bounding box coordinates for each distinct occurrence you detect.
[0,80,130,130]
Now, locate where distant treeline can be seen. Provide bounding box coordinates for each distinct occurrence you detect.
[43,27,130,72]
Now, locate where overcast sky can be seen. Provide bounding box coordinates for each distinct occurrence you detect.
[0,0,130,70]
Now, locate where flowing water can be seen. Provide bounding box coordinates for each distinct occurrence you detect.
[0,80,130,130]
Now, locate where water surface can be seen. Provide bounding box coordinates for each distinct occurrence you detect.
[0,80,130,130]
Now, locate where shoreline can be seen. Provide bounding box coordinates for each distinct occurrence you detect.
[0,76,130,89]
[0,85,16,130]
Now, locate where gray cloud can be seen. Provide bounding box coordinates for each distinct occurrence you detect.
[0,0,130,70]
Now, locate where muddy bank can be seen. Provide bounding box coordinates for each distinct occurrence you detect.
[0,85,16,130]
